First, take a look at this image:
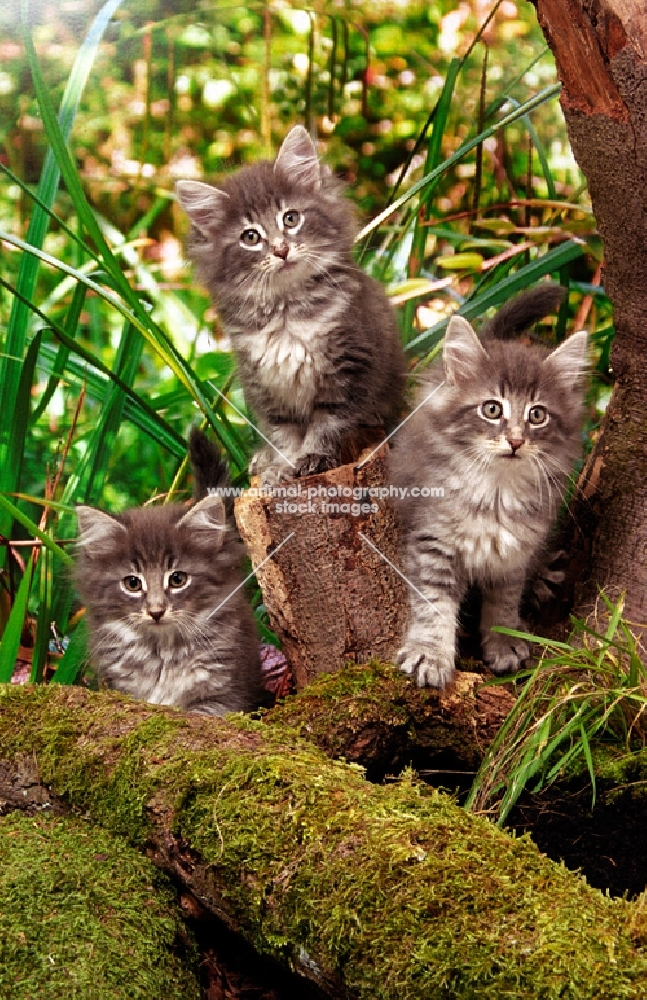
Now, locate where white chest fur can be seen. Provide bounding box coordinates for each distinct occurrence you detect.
[453,502,545,581]
[241,299,346,412]
[457,518,526,577]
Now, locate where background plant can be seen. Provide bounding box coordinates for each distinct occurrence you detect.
[0,0,611,685]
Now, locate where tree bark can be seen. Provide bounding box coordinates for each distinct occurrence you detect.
[534,0,647,630]
[2,683,647,999]
[235,439,407,689]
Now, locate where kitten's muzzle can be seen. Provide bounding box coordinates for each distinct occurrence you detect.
[147,607,166,623]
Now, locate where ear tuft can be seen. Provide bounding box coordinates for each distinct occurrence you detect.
[175,180,229,235]
[274,125,321,190]
[544,330,589,391]
[76,506,126,558]
[443,315,488,385]
[177,494,227,539]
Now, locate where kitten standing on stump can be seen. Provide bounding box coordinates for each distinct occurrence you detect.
[176,125,406,483]
[390,285,588,688]
[75,429,262,714]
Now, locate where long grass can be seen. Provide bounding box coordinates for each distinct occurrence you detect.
[466,594,647,826]
[0,0,608,686]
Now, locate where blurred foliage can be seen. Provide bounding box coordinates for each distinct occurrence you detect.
[0,0,612,682]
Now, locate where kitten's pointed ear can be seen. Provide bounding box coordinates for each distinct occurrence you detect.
[274,125,321,190]
[443,315,488,385]
[178,494,226,544]
[175,180,229,234]
[76,506,127,558]
[544,330,589,390]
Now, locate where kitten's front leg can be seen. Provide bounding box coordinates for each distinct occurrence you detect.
[397,532,462,688]
[293,408,347,477]
[480,573,530,675]
[250,424,303,486]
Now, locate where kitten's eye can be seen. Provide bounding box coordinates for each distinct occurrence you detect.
[168,571,188,589]
[282,210,301,229]
[528,405,548,426]
[123,575,142,593]
[240,228,262,247]
[480,400,503,420]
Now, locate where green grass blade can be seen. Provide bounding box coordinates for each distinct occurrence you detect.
[0,495,73,567]
[66,320,144,505]
[35,339,186,458]
[19,19,249,469]
[50,618,88,686]
[523,114,557,201]
[0,162,98,261]
[30,282,86,425]
[403,59,461,342]
[0,552,35,683]
[30,546,53,683]
[579,722,597,807]
[4,329,42,501]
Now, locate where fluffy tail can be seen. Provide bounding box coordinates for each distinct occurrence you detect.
[188,427,234,516]
[482,283,566,341]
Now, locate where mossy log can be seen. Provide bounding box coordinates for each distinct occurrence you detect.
[234,439,407,689]
[265,661,516,780]
[2,683,647,999]
[0,812,201,999]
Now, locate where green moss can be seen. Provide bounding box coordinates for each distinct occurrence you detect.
[169,750,647,999]
[0,813,200,1000]
[0,685,190,843]
[2,684,647,999]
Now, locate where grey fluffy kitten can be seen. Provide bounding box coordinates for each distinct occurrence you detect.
[390,285,588,688]
[75,429,262,714]
[176,125,405,483]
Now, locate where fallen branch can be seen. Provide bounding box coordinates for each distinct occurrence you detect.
[1,681,646,999]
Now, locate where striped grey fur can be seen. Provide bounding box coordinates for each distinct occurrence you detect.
[75,431,262,714]
[389,286,588,687]
[176,126,406,483]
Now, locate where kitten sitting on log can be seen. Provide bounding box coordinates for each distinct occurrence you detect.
[390,285,588,688]
[176,125,406,484]
[75,429,262,714]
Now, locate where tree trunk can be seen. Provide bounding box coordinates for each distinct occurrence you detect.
[1,683,647,1000]
[234,439,407,689]
[533,0,647,629]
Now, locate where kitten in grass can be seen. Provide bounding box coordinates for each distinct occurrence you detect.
[176,125,406,484]
[390,284,588,688]
[75,429,262,715]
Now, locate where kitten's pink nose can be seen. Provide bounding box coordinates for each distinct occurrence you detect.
[272,241,289,260]
[507,436,525,453]
[148,608,165,622]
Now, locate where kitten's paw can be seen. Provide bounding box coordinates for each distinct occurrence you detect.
[259,463,295,488]
[482,632,530,675]
[295,453,339,477]
[249,447,274,477]
[396,644,455,689]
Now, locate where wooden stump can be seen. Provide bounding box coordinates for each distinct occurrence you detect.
[234,439,407,689]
